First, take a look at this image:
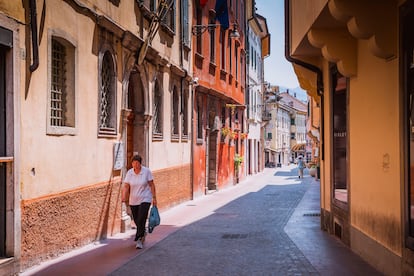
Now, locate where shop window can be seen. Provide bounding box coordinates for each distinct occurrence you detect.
[331,65,348,203]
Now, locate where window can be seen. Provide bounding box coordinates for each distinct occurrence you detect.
[98,50,117,136]
[182,89,189,139]
[138,0,157,12]
[220,30,226,70]
[182,0,189,47]
[172,86,179,138]
[196,7,202,54]
[229,35,232,75]
[162,0,175,33]
[197,96,203,140]
[48,36,76,135]
[153,80,163,139]
[331,65,348,203]
[209,15,216,62]
[235,44,239,81]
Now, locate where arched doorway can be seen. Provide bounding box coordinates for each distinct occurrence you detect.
[126,70,147,168]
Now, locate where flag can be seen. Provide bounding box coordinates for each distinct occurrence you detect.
[215,0,229,30]
[200,0,208,7]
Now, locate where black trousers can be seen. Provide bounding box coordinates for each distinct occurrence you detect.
[130,202,151,241]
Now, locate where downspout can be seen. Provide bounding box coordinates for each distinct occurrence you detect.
[284,0,324,161]
[29,0,39,72]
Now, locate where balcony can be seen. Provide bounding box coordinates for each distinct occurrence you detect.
[262,111,271,121]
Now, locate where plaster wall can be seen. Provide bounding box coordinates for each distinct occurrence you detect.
[349,40,401,255]
[20,2,122,200]
[290,0,327,53]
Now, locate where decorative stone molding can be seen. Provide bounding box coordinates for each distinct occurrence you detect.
[328,0,397,60]
[308,28,357,77]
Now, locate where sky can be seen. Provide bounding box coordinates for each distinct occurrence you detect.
[255,0,300,89]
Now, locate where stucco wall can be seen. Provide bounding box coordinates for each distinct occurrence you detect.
[349,40,401,255]
[20,1,123,200]
[20,179,122,269]
[290,0,328,53]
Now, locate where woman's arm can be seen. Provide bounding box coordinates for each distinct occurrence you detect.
[149,180,157,206]
[122,183,130,203]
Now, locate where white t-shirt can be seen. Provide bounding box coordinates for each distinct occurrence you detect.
[124,166,153,205]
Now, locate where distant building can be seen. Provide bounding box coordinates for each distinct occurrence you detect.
[264,88,307,166]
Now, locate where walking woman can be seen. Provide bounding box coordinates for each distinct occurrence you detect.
[297,156,305,179]
[122,155,157,249]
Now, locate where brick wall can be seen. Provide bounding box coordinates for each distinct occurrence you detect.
[20,179,122,269]
[153,164,192,212]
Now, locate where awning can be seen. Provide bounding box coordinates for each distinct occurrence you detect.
[291,143,306,151]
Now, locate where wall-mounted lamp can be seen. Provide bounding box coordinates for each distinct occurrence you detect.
[192,23,240,38]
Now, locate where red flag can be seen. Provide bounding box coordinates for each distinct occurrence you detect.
[200,0,208,7]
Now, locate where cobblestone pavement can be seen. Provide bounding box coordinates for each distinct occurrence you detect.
[110,166,381,276]
[22,165,382,276]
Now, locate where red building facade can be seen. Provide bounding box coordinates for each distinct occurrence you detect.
[192,0,246,197]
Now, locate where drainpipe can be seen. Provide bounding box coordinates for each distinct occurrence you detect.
[284,0,324,162]
[29,0,39,72]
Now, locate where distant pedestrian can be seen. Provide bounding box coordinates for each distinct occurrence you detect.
[122,155,157,249]
[297,156,305,179]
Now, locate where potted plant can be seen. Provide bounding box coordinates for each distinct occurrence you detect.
[234,153,243,168]
[221,127,230,137]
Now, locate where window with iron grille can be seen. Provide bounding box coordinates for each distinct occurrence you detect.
[48,36,76,135]
[153,81,163,139]
[172,86,179,139]
[98,51,117,136]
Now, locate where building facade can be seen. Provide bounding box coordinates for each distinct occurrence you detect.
[191,0,247,196]
[0,0,192,273]
[286,0,414,274]
[246,12,270,175]
[264,88,307,167]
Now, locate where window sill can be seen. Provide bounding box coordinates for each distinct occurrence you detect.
[47,126,78,136]
[152,133,163,141]
[220,69,227,81]
[209,62,217,75]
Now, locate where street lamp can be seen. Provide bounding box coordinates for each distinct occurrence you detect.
[192,23,240,38]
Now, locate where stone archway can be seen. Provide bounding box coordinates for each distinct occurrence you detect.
[126,68,148,167]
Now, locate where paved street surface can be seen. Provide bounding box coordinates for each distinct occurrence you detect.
[22,165,382,276]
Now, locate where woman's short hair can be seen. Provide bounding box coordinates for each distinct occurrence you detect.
[131,155,142,163]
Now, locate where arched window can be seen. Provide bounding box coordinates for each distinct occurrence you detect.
[172,86,179,138]
[182,89,189,139]
[48,35,76,136]
[98,50,117,136]
[153,80,163,139]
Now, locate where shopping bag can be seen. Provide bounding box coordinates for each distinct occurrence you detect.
[148,205,160,233]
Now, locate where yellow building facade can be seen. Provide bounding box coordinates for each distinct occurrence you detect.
[0,0,192,274]
[286,0,414,274]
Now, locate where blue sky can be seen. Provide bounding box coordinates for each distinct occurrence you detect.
[255,0,300,89]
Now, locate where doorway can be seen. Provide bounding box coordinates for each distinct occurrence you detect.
[127,70,147,168]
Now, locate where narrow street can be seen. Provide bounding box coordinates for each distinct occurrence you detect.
[23,166,381,276]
